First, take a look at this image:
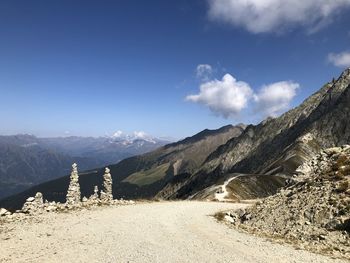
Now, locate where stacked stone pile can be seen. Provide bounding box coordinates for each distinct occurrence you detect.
[0,163,134,223]
[100,167,113,203]
[225,145,350,259]
[21,192,44,214]
[82,186,99,206]
[66,163,81,208]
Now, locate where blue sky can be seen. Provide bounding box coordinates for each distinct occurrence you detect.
[0,0,350,139]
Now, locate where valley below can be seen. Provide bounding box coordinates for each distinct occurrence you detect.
[1,70,350,262]
[0,201,346,263]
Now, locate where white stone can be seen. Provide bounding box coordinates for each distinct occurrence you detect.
[26,197,35,202]
[0,208,8,216]
[224,215,235,223]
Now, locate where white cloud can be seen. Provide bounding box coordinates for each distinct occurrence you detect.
[196,64,213,81]
[186,74,253,118]
[328,51,350,68]
[208,0,350,33]
[186,72,299,118]
[254,81,299,117]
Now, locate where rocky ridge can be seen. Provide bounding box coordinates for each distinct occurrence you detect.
[224,145,350,260]
[0,124,245,210]
[2,69,350,207]
[158,68,350,199]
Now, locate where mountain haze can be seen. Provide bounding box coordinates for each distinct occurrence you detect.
[2,69,350,209]
[0,134,168,200]
[0,124,245,209]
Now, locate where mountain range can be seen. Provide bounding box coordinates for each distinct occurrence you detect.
[0,133,168,200]
[168,68,350,200]
[1,68,349,210]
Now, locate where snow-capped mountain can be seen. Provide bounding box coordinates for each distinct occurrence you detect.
[110,130,159,144]
[0,133,170,199]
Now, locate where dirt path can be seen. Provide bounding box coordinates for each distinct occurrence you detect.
[0,202,345,263]
[215,175,244,201]
[214,177,236,201]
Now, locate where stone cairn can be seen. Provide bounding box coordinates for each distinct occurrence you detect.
[0,163,134,221]
[21,192,44,214]
[66,163,81,207]
[83,186,99,205]
[100,167,113,203]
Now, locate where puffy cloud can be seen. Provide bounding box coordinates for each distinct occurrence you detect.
[208,0,350,33]
[328,51,350,68]
[186,74,253,118]
[186,72,299,119]
[254,81,299,117]
[196,64,213,81]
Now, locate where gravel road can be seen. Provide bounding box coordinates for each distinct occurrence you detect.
[0,201,346,263]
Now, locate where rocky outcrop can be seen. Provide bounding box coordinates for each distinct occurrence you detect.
[225,146,350,260]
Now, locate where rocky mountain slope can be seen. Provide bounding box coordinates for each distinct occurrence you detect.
[224,145,350,260]
[157,69,350,199]
[2,69,350,208]
[0,125,245,209]
[0,134,168,199]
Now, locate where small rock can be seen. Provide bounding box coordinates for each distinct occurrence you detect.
[0,208,8,216]
[324,147,342,156]
[46,205,57,212]
[242,213,252,221]
[26,197,35,202]
[224,215,235,223]
[325,219,341,230]
[319,234,327,240]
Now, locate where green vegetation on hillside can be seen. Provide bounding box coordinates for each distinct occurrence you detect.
[122,163,170,186]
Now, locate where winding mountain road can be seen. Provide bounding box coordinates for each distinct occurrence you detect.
[0,202,345,263]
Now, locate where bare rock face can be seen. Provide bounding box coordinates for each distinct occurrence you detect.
[226,145,350,260]
[100,167,113,203]
[65,163,81,207]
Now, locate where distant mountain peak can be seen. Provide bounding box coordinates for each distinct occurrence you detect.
[110,130,160,144]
